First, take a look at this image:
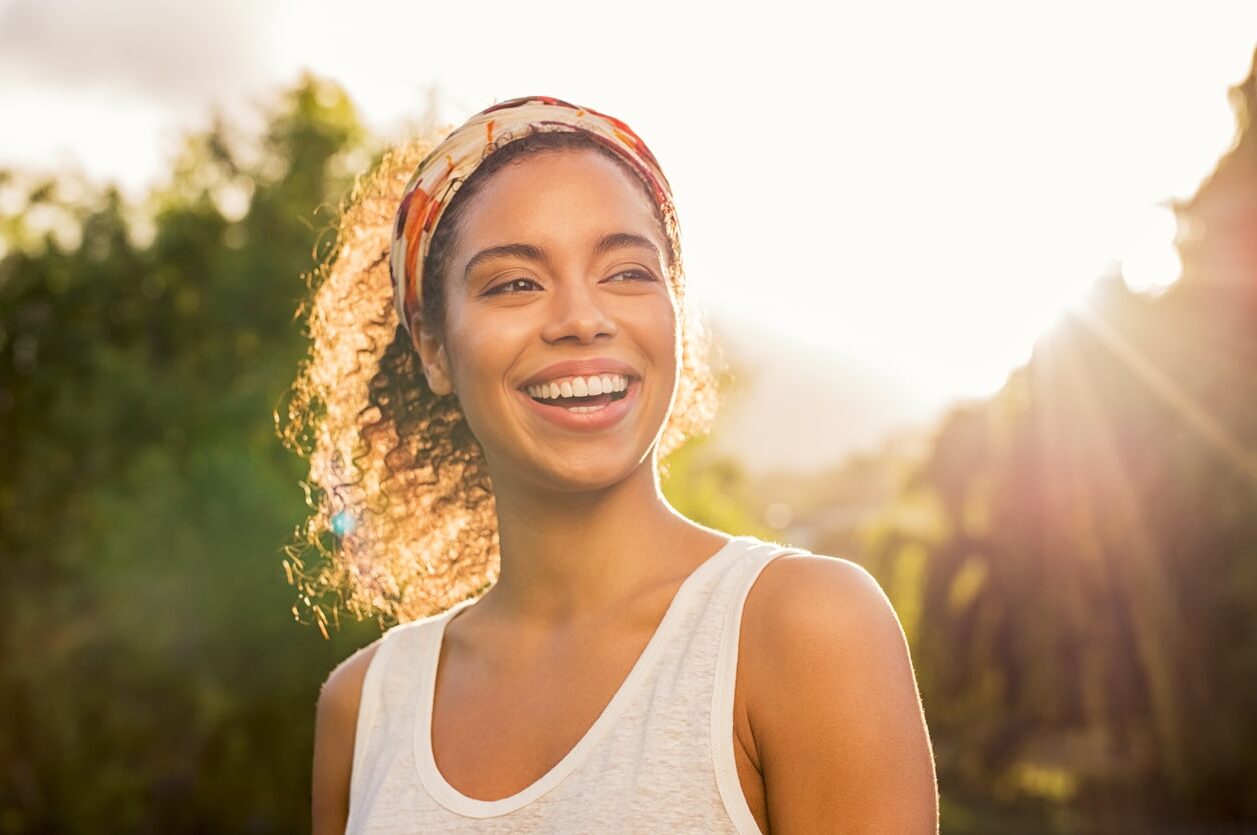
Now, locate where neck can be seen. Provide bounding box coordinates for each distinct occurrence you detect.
[475,452,723,627]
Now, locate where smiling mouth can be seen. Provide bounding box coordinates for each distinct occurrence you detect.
[524,386,631,410]
[520,372,639,415]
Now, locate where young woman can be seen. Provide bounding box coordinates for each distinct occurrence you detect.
[296,96,938,832]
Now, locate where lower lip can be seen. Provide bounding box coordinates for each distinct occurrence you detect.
[517,379,640,431]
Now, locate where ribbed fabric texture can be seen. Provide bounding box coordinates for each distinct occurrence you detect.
[344,534,805,834]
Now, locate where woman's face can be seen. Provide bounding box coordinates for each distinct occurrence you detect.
[419,148,680,493]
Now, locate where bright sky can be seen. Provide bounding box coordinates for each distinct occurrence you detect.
[2,0,1254,414]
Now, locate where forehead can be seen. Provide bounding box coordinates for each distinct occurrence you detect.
[455,149,664,249]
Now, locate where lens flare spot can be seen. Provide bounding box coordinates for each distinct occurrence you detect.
[332,510,358,537]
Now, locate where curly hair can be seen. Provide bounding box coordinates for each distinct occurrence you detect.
[276,126,720,634]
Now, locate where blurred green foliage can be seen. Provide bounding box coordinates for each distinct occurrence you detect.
[0,73,381,832]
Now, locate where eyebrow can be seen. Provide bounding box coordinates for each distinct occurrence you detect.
[462,232,663,283]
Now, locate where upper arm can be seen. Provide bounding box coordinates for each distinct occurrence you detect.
[312,640,382,835]
[743,554,938,834]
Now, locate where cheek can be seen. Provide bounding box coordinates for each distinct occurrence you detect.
[441,306,500,393]
[448,335,506,395]
[651,295,681,347]
[627,298,681,372]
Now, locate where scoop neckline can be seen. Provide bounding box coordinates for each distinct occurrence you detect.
[414,534,752,818]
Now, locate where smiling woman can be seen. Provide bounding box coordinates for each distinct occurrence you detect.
[279,96,938,833]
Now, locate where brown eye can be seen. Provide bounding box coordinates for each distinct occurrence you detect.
[485,277,541,295]
[604,269,656,283]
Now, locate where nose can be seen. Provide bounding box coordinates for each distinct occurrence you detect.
[540,277,617,345]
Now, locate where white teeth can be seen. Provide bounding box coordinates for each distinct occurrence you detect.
[525,373,632,401]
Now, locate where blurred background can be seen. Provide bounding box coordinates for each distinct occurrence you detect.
[2,0,1257,832]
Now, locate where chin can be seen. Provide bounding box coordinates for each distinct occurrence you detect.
[527,450,651,494]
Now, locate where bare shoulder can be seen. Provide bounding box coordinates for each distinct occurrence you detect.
[319,638,385,723]
[740,551,939,833]
[743,552,900,650]
[312,637,386,835]
[740,553,907,702]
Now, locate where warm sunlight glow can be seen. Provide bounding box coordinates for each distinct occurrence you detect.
[1121,205,1184,295]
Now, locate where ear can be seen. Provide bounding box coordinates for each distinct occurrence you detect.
[414,322,454,396]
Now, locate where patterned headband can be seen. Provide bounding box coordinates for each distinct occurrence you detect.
[389,95,676,337]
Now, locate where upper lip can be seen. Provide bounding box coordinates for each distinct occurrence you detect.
[519,358,641,389]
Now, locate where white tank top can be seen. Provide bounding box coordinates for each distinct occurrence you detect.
[345,534,806,834]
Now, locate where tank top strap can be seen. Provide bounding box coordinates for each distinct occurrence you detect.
[706,537,811,834]
[347,606,466,820]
